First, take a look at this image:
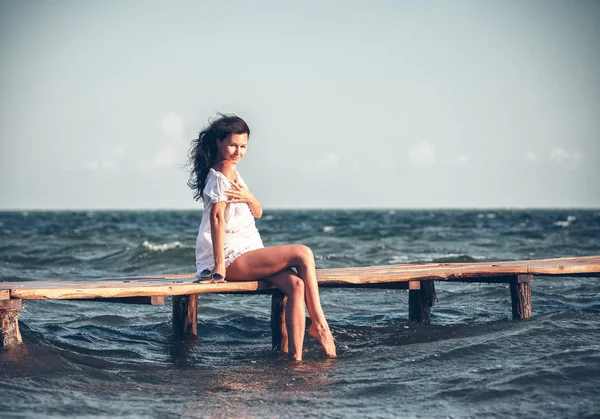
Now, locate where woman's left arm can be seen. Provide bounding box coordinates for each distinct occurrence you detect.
[226,180,263,218]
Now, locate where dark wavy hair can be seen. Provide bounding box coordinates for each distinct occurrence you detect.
[187,113,250,201]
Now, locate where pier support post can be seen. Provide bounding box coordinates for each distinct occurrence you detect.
[271,290,288,352]
[172,294,198,340]
[0,299,23,350]
[510,274,533,320]
[408,281,436,325]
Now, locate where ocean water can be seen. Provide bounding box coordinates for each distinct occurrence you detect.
[1,209,599,418]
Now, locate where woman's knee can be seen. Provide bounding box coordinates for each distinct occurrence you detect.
[291,244,314,266]
[289,274,305,297]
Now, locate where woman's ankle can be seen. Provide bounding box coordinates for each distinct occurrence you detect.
[309,321,329,332]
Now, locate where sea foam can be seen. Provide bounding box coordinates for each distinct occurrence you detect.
[554,215,577,228]
[142,240,187,251]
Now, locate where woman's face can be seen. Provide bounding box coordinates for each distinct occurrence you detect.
[217,133,248,164]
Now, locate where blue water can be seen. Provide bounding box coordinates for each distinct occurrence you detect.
[1,209,599,418]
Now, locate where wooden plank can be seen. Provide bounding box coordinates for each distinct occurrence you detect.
[2,256,599,300]
[316,255,600,275]
[70,296,165,305]
[319,282,411,289]
[7,278,414,299]
[517,274,534,284]
[8,281,275,300]
[271,291,288,352]
[446,275,527,284]
[0,290,9,300]
[1,305,23,350]
[172,294,198,340]
[1,279,197,290]
[126,273,196,280]
[0,299,23,310]
[150,296,164,305]
[511,275,532,320]
[408,281,420,290]
[408,281,436,325]
[1,255,596,292]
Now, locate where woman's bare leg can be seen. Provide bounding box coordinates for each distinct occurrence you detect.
[227,245,336,357]
[263,269,305,360]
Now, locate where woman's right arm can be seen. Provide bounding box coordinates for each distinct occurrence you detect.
[210,201,227,279]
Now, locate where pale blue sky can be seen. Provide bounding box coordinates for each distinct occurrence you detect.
[1,0,599,209]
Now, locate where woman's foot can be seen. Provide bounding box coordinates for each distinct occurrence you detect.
[193,271,226,284]
[193,278,212,284]
[308,323,337,357]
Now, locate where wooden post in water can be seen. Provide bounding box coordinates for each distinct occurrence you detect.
[0,298,23,350]
[271,290,288,352]
[172,294,198,340]
[408,280,436,325]
[510,274,533,320]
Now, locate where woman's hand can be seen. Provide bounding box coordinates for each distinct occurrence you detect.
[225,179,255,204]
[226,179,263,218]
[211,262,226,283]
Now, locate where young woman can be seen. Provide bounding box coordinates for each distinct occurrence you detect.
[187,114,336,360]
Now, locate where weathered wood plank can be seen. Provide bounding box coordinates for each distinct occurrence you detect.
[172,294,198,340]
[0,299,23,310]
[446,275,529,284]
[127,273,196,279]
[150,296,165,305]
[408,281,436,325]
[408,281,420,290]
[0,290,9,300]
[511,275,533,320]
[8,281,275,300]
[1,305,23,349]
[72,296,165,305]
[517,274,534,284]
[2,256,599,301]
[319,282,413,289]
[271,291,288,352]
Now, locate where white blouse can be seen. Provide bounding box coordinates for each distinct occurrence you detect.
[195,168,264,277]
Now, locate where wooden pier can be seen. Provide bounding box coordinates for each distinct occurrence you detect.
[2,255,600,351]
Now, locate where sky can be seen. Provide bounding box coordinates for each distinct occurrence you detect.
[1,0,599,210]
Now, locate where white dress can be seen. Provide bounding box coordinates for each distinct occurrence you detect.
[195,168,264,277]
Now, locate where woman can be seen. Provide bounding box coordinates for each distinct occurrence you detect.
[188,113,336,360]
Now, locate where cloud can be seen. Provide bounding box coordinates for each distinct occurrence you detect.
[153,148,177,167]
[79,111,186,172]
[409,140,435,164]
[456,154,468,164]
[147,111,186,169]
[161,111,184,139]
[550,147,583,169]
[524,152,538,163]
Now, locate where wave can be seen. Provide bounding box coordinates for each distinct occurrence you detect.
[142,240,192,252]
[431,254,487,263]
[554,215,577,228]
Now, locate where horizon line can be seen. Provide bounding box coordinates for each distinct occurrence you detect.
[1,206,599,212]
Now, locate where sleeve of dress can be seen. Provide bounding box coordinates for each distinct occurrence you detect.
[204,174,229,203]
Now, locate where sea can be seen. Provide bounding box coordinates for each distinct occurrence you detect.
[1,209,599,418]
